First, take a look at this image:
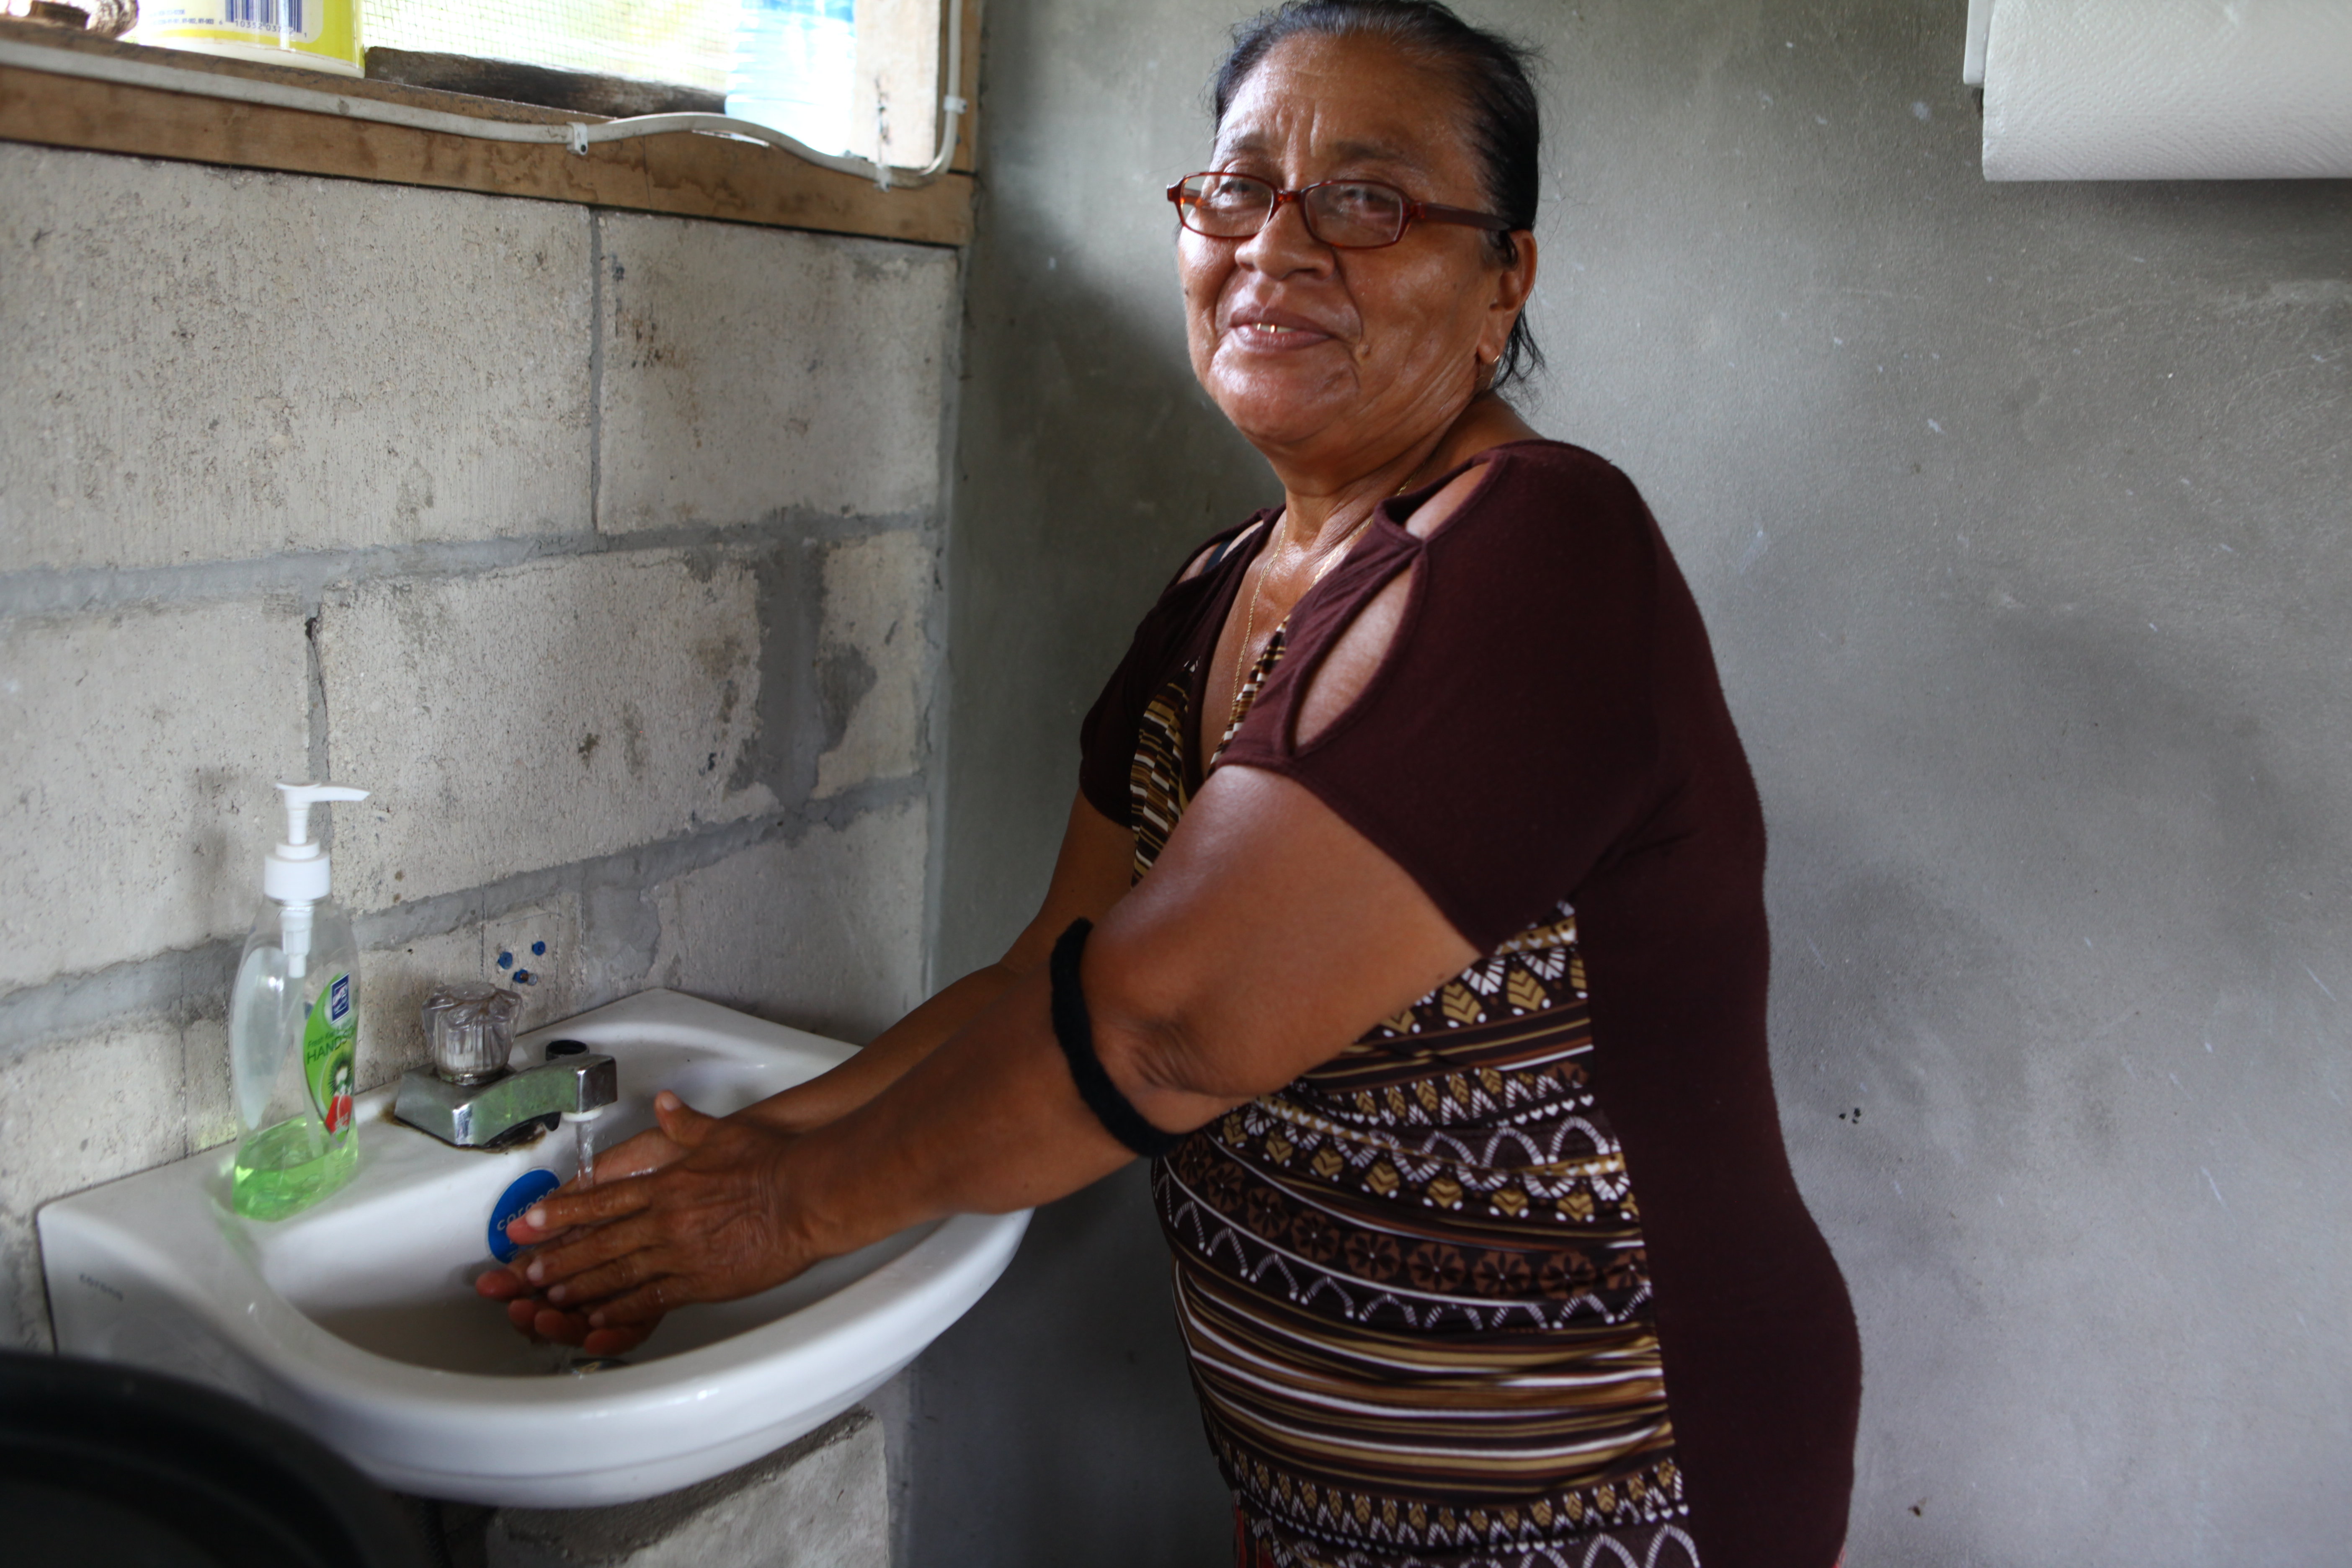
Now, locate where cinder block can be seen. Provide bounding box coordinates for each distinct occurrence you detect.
[486,1408,886,1568]
[480,898,589,1037]
[596,214,955,532]
[0,599,311,990]
[359,922,487,1092]
[578,882,662,1014]
[813,531,935,798]
[361,896,585,1090]
[183,1016,235,1154]
[650,799,927,1044]
[318,552,776,909]
[0,1024,188,1349]
[0,144,591,573]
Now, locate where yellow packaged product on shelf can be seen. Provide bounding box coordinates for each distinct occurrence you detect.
[131,0,364,78]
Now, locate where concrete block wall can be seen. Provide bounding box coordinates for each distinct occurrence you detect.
[0,144,961,1367]
[483,1408,888,1568]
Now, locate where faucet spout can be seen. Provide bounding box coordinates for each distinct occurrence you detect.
[392,1050,618,1148]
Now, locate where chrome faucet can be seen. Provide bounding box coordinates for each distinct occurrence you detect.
[393,1042,618,1148]
[391,984,617,1148]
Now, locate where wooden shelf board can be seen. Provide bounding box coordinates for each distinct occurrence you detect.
[0,18,974,248]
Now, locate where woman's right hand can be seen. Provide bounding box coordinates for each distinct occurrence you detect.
[474,1120,687,1354]
[471,794,1132,1355]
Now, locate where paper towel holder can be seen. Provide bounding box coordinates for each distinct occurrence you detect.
[1962,0,1993,86]
[1965,0,2352,181]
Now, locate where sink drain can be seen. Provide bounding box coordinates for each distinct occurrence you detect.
[561,1357,631,1375]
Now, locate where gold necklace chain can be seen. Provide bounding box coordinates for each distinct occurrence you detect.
[1225,472,1417,729]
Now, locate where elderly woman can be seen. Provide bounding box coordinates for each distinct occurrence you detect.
[483,3,1861,1564]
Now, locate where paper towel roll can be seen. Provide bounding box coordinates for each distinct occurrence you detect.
[1981,0,2352,180]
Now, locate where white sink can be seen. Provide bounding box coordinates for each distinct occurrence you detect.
[37,990,1028,1506]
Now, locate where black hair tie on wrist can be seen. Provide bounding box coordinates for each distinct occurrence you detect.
[1050,919,1183,1160]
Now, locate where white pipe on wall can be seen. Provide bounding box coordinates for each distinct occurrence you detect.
[1973,0,2352,181]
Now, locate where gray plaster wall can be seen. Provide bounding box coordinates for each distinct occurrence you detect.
[928,2,2352,1564]
[0,143,959,1419]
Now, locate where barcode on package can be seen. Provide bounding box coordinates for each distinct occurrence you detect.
[224,0,304,29]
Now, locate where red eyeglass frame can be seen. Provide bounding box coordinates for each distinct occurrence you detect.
[1165,170,1513,249]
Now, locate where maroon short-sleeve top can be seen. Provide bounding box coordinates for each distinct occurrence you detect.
[1078,440,1860,1568]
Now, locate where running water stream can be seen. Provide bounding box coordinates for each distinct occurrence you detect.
[545,1116,605,1377]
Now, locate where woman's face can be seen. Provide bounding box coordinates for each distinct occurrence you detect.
[1180,33,1532,475]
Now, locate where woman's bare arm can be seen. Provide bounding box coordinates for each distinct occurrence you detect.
[495,472,1489,1351]
[727,792,1137,1133]
[504,761,1476,1331]
[478,792,1132,1347]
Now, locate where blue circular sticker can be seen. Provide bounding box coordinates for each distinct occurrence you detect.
[487,1168,562,1263]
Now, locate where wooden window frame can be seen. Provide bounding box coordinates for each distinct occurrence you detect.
[0,5,978,247]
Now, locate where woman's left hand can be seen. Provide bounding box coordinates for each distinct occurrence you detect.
[475,1114,686,1351]
[487,1091,812,1350]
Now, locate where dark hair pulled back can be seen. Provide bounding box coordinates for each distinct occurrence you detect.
[1209,0,1545,393]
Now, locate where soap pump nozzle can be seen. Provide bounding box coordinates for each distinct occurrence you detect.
[265,783,369,895]
[277,782,367,851]
[263,783,369,975]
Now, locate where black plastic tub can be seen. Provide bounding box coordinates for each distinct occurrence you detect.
[0,1349,430,1568]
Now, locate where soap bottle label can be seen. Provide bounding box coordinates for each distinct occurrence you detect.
[304,972,357,1137]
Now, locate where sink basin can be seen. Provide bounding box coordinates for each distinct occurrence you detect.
[36,990,1028,1506]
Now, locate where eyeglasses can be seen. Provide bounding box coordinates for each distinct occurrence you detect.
[1166,171,1511,250]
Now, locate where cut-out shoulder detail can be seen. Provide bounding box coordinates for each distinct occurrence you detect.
[1214,440,1673,952]
[1286,445,1522,750]
[1295,563,1417,747]
[1398,459,1492,541]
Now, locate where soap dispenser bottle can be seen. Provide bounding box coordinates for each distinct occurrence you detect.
[229,782,371,1220]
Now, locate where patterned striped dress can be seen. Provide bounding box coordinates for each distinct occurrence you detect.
[1079,442,1859,1568]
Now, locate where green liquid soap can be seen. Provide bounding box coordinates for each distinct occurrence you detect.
[229,783,370,1222]
[232,1117,357,1220]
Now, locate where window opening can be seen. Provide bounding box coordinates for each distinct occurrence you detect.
[5,0,967,189]
[363,1,735,107]
[727,0,854,157]
[358,0,934,163]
